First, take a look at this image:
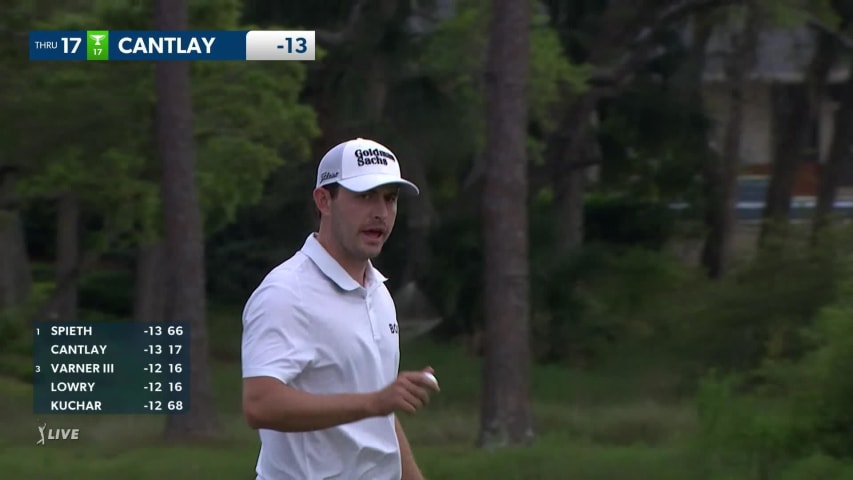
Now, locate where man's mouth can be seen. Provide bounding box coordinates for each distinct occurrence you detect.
[361,228,385,240]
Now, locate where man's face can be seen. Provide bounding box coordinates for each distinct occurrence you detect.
[327,184,399,261]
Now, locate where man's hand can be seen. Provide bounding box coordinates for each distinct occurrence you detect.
[371,367,440,415]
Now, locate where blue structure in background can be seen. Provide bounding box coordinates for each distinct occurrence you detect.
[669,176,853,222]
[735,177,853,221]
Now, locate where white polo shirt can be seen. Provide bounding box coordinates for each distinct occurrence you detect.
[241,233,402,480]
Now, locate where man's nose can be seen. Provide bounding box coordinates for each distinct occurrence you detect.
[371,198,389,218]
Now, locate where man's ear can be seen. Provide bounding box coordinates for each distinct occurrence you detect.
[313,188,333,216]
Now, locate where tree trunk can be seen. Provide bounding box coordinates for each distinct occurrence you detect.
[0,166,32,310]
[760,84,809,242]
[133,242,166,324]
[541,100,590,253]
[672,14,714,266]
[155,0,220,440]
[54,192,79,321]
[364,56,389,130]
[814,63,853,235]
[700,2,759,278]
[400,150,434,285]
[477,0,534,448]
[547,94,600,253]
[760,31,835,246]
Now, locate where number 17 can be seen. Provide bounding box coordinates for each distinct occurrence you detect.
[62,37,81,54]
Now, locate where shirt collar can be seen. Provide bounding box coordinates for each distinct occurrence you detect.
[300,234,388,291]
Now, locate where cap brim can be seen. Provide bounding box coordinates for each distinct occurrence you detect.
[338,174,420,196]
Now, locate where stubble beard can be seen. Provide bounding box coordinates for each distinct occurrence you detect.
[333,219,380,262]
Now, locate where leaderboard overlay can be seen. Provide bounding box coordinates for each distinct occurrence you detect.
[33,322,191,414]
[29,30,316,61]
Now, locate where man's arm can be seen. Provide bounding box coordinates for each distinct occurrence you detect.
[396,415,425,480]
[243,373,436,433]
[243,377,379,432]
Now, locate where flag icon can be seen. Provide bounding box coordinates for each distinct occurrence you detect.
[86,30,109,60]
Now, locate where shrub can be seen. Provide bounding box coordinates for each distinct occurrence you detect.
[662,239,842,379]
[780,454,853,480]
[419,207,484,341]
[78,269,134,319]
[693,251,853,474]
[0,281,52,382]
[788,284,853,459]
[584,193,676,250]
[530,243,696,365]
[695,372,804,479]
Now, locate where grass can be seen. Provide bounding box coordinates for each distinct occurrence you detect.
[0,343,710,480]
[0,361,707,479]
[2,307,851,479]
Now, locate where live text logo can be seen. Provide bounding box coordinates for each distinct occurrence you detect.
[36,423,80,445]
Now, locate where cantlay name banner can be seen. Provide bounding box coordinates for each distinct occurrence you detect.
[29,30,316,61]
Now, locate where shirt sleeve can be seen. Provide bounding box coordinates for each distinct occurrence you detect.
[241,280,315,384]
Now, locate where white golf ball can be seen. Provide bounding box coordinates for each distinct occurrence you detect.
[423,372,438,387]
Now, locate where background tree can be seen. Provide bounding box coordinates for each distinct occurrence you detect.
[700,0,760,278]
[154,0,220,439]
[760,30,836,245]
[814,0,853,234]
[0,0,38,312]
[478,0,534,448]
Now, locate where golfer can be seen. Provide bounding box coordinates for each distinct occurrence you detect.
[241,138,439,480]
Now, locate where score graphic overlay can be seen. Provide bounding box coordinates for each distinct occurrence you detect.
[29,30,315,61]
[33,323,190,414]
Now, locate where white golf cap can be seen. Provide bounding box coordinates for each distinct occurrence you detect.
[315,138,420,196]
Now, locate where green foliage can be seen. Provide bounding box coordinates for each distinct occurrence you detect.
[692,248,853,472]
[9,0,319,252]
[417,0,588,157]
[420,208,484,338]
[92,0,244,29]
[695,373,803,479]
[584,193,676,250]
[526,186,690,363]
[528,24,591,132]
[78,269,134,318]
[417,3,488,152]
[662,238,842,377]
[597,82,709,201]
[0,281,49,382]
[763,0,840,30]
[692,298,853,472]
[424,185,685,360]
[192,59,318,232]
[530,243,693,365]
[780,454,853,480]
[788,283,853,459]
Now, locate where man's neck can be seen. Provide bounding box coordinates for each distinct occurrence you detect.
[314,232,368,286]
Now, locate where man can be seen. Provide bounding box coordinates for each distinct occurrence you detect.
[241,138,439,480]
